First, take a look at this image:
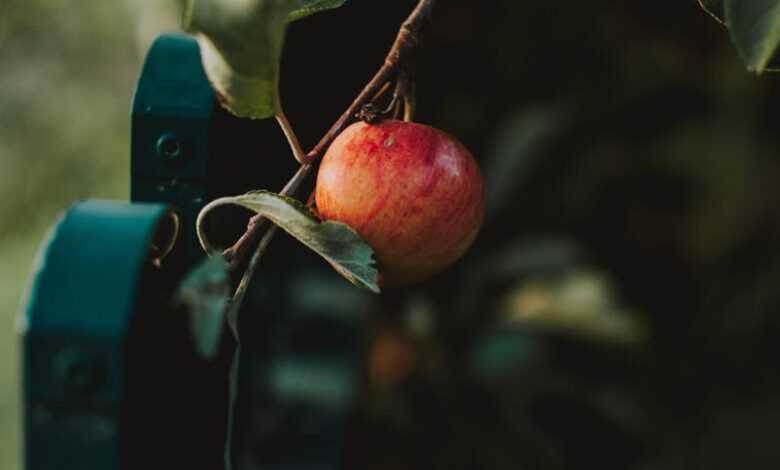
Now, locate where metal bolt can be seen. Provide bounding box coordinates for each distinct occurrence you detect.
[156,133,187,163]
[55,351,106,399]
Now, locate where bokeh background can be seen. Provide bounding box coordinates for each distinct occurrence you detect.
[3,1,780,469]
[0,1,180,468]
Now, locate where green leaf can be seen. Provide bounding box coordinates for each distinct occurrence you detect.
[184,0,347,119]
[698,0,725,22]
[198,191,380,293]
[725,0,780,73]
[288,0,349,21]
[176,256,230,359]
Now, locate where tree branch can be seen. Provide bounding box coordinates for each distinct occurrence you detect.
[222,0,436,270]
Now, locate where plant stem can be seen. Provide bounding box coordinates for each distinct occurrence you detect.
[275,95,307,164]
[222,0,436,269]
[302,0,435,164]
[225,225,278,337]
[372,81,393,101]
[222,163,311,269]
[402,75,416,122]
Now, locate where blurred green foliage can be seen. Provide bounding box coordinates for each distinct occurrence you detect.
[0,1,179,468]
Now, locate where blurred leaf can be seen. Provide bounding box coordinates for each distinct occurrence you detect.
[471,330,537,377]
[270,358,353,406]
[498,270,647,347]
[698,0,725,22]
[477,237,585,282]
[725,0,780,72]
[176,256,230,359]
[482,106,569,220]
[199,191,380,292]
[403,294,437,339]
[287,272,371,320]
[453,237,585,323]
[184,0,347,118]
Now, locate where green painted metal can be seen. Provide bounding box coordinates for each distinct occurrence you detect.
[131,33,214,180]
[130,33,214,268]
[22,32,366,470]
[22,200,174,470]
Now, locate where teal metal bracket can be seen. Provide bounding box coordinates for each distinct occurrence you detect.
[21,200,177,470]
[21,31,364,470]
[130,33,214,268]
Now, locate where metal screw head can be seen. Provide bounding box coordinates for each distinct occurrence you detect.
[156,133,187,163]
[54,351,106,399]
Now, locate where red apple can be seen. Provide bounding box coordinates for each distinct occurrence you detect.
[315,119,484,286]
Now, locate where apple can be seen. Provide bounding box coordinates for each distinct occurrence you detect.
[315,119,484,286]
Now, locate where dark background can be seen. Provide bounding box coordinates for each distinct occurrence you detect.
[277,2,780,469]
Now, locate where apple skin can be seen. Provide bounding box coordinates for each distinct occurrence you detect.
[315,119,484,286]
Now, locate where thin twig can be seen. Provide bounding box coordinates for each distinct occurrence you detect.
[302,0,434,164]
[222,0,436,270]
[225,225,278,337]
[275,110,306,164]
[372,81,394,102]
[222,163,311,269]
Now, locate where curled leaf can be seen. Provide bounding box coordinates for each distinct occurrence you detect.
[176,256,230,359]
[197,191,380,293]
[184,0,347,118]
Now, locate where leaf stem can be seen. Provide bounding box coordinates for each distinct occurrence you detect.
[225,225,277,337]
[222,163,311,269]
[275,95,307,164]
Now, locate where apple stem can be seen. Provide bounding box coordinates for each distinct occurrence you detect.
[301,0,434,164]
[401,75,416,122]
[222,0,436,272]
